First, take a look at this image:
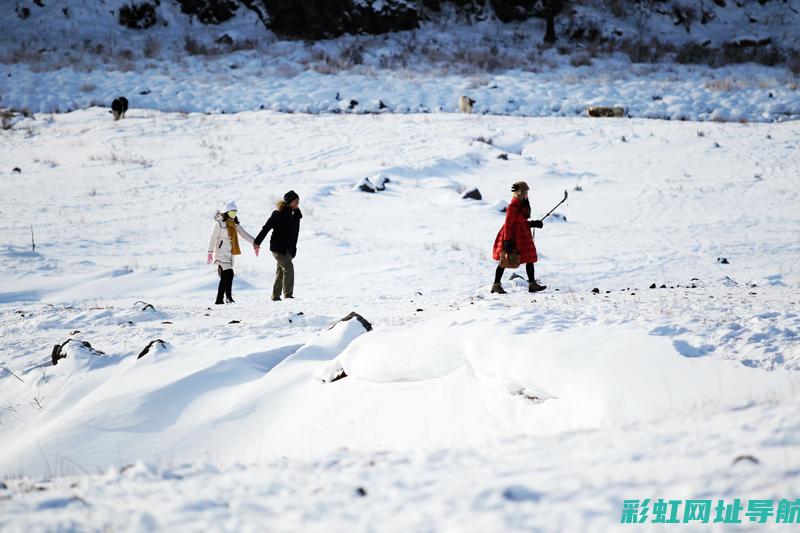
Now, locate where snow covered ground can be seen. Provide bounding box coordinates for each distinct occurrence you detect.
[4,55,800,122]
[1,109,799,530]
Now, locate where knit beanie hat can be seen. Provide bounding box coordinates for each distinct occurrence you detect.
[283,190,299,204]
[223,200,238,212]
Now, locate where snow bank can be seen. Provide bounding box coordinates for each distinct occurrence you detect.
[334,314,800,431]
[3,303,798,480]
[3,60,798,122]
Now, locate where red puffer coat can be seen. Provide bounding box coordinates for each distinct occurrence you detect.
[492,197,538,264]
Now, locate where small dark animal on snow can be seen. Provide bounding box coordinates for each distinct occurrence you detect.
[459,95,475,113]
[587,106,624,118]
[111,96,129,120]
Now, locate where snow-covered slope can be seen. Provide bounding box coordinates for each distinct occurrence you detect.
[4,57,799,121]
[2,1,799,121]
[1,109,799,529]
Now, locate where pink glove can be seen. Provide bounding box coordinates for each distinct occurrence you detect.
[207,253,213,264]
[254,244,260,257]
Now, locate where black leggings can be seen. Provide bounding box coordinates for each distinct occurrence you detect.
[216,266,234,302]
[495,263,535,284]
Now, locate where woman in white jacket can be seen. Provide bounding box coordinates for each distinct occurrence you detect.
[207,200,255,304]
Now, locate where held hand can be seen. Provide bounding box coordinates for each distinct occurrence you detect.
[207,253,213,264]
[530,219,544,229]
[290,247,297,258]
[254,244,260,257]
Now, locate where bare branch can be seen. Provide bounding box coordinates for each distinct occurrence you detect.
[0,365,24,383]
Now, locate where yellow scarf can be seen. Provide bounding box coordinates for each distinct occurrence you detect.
[226,219,241,255]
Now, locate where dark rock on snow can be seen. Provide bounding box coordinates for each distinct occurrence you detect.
[357,177,376,193]
[326,367,348,383]
[375,175,390,191]
[333,311,373,332]
[717,257,730,264]
[137,339,168,359]
[462,188,482,201]
[135,300,156,312]
[51,339,105,366]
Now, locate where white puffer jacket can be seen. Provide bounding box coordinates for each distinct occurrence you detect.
[208,213,255,269]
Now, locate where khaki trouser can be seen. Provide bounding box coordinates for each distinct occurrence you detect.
[271,251,294,299]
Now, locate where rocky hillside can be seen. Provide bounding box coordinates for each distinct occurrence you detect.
[5,0,799,50]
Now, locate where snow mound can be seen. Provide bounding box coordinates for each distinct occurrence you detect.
[0,317,370,478]
[332,313,800,431]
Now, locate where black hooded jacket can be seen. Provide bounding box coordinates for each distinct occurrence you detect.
[254,207,302,255]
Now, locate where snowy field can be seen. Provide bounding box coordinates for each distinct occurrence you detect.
[1,109,799,530]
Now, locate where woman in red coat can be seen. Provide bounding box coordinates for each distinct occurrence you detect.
[491,181,546,293]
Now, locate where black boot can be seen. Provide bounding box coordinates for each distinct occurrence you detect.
[215,280,225,305]
[224,269,235,303]
[214,266,224,304]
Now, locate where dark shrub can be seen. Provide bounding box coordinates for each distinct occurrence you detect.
[118,2,159,30]
[177,0,239,25]
[675,41,709,64]
[263,0,418,39]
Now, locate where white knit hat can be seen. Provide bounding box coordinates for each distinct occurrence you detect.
[223,200,237,212]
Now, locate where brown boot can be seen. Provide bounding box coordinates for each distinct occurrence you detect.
[528,281,546,293]
[491,283,507,294]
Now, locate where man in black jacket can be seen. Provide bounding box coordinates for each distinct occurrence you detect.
[254,190,303,301]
